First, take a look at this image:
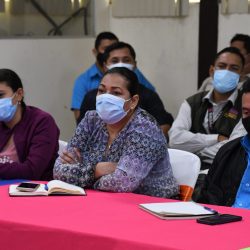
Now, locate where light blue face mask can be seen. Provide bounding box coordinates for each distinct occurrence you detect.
[212,69,240,94]
[96,93,130,124]
[0,95,17,122]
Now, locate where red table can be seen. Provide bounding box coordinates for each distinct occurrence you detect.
[0,185,249,250]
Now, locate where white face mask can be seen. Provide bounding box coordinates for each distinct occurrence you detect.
[96,93,131,124]
[106,62,134,71]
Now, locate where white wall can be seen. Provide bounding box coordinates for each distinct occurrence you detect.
[109,4,200,117]
[218,11,250,50]
[0,38,94,140]
[1,1,250,141]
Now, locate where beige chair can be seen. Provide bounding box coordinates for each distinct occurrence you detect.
[58,140,68,155]
[168,148,201,201]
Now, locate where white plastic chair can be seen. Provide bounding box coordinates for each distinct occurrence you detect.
[58,140,68,155]
[168,148,201,201]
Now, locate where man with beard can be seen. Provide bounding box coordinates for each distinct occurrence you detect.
[198,78,250,209]
[71,32,154,120]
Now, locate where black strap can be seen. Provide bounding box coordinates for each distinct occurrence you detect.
[207,106,214,133]
[207,103,226,133]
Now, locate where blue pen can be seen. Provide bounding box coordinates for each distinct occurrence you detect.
[45,184,48,191]
[203,206,218,214]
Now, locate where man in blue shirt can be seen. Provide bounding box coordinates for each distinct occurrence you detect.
[71,32,155,120]
[71,32,119,120]
[198,78,250,208]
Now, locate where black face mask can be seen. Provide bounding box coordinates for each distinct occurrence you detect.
[96,52,105,67]
[242,116,250,134]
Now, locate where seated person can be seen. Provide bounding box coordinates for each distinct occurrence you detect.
[198,78,250,208]
[77,41,174,136]
[199,34,250,92]
[169,47,246,170]
[0,69,60,180]
[54,67,179,198]
[71,31,155,121]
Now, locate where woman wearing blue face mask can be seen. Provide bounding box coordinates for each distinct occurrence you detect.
[0,69,59,180]
[54,67,179,198]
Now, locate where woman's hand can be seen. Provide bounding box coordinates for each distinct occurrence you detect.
[94,162,117,179]
[59,148,81,164]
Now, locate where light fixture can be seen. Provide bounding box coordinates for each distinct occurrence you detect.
[189,0,200,3]
[221,0,248,14]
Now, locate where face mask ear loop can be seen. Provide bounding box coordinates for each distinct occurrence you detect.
[124,98,134,113]
[125,98,131,103]
[11,93,18,105]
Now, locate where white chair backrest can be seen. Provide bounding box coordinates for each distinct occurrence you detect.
[168,148,201,201]
[58,140,68,155]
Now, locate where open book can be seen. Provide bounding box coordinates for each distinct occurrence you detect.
[139,201,218,220]
[9,180,86,196]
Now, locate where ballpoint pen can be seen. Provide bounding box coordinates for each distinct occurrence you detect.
[203,206,218,214]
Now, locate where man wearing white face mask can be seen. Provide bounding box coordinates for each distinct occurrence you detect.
[77,42,174,136]
[169,47,247,170]
[71,32,155,121]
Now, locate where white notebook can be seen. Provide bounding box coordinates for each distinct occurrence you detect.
[139,201,217,220]
[9,180,86,196]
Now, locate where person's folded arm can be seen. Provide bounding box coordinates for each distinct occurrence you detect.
[94,162,117,179]
[54,112,97,188]
[53,159,95,188]
[53,145,95,188]
[93,131,166,192]
[169,100,218,153]
[198,120,247,163]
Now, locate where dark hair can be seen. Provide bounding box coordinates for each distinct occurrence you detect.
[230,33,250,54]
[214,47,245,67]
[242,78,250,94]
[0,69,24,105]
[94,32,119,50]
[102,67,139,96]
[103,42,136,63]
[0,69,23,91]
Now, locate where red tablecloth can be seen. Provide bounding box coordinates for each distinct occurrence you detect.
[0,185,249,250]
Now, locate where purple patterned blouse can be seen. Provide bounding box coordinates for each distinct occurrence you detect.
[54,108,179,198]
